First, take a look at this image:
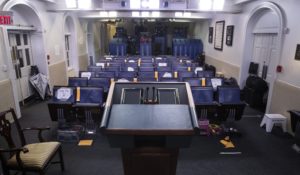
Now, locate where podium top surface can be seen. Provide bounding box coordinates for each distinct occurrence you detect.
[105,104,194,135]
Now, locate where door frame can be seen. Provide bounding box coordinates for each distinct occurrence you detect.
[2,1,47,118]
[239,2,286,113]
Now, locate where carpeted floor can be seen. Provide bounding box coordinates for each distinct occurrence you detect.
[7,100,300,175]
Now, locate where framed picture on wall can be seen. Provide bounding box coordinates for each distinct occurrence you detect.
[208,27,213,43]
[214,21,225,51]
[226,25,234,46]
[295,44,300,60]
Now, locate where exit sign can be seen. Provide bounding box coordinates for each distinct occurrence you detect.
[0,11,13,25]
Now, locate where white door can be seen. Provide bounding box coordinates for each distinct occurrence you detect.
[252,33,278,83]
[8,32,34,102]
[87,32,95,65]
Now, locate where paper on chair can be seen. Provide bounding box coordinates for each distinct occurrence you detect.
[211,78,222,90]
[56,88,72,101]
[194,67,203,74]
[96,63,105,68]
[127,67,134,72]
[81,72,91,79]
[163,72,172,78]
[158,62,167,67]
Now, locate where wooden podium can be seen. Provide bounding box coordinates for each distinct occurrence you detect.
[101,82,198,175]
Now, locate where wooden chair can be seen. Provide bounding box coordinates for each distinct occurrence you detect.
[0,108,65,175]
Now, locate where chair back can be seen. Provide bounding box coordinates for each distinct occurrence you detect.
[96,71,116,79]
[118,71,136,81]
[184,78,201,87]
[218,86,241,104]
[138,71,155,78]
[88,78,110,92]
[192,87,214,105]
[68,77,88,87]
[197,71,214,78]
[178,71,194,81]
[87,66,102,72]
[52,86,76,103]
[77,87,103,105]
[0,108,26,148]
[139,67,155,72]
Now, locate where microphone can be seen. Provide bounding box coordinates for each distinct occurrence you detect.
[145,87,149,103]
[152,87,156,103]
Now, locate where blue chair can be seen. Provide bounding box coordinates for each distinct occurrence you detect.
[139,67,155,72]
[140,62,154,67]
[118,71,136,81]
[96,71,116,79]
[48,86,76,122]
[138,77,157,82]
[157,66,172,72]
[88,77,110,93]
[87,66,102,72]
[73,87,104,134]
[79,71,96,78]
[178,71,195,81]
[192,86,217,123]
[138,71,155,79]
[184,78,201,87]
[217,86,246,121]
[68,77,88,87]
[159,78,179,82]
[173,66,188,72]
[158,71,173,79]
[197,71,214,78]
[122,65,138,72]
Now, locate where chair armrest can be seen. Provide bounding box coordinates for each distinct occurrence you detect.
[0,147,29,168]
[0,147,28,154]
[22,127,50,142]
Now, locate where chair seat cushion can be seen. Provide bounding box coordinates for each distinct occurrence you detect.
[7,142,60,170]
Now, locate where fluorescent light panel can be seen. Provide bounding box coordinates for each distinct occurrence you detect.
[175,12,183,17]
[152,11,160,17]
[132,11,140,17]
[65,0,77,8]
[78,0,91,9]
[199,0,212,11]
[141,11,150,17]
[183,12,191,17]
[100,11,108,17]
[109,11,118,17]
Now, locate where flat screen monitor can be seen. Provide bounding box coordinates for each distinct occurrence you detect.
[157,88,180,104]
[121,88,143,104]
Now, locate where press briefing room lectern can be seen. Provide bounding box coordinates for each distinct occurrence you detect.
[100,82,199,175]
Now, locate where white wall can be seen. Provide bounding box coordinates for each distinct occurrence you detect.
[204,0,300,88]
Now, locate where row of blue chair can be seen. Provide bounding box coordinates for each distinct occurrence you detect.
[192,86,245,122]
[173,39,203,60]
[48,86,104,135]
[81,70,214,80]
